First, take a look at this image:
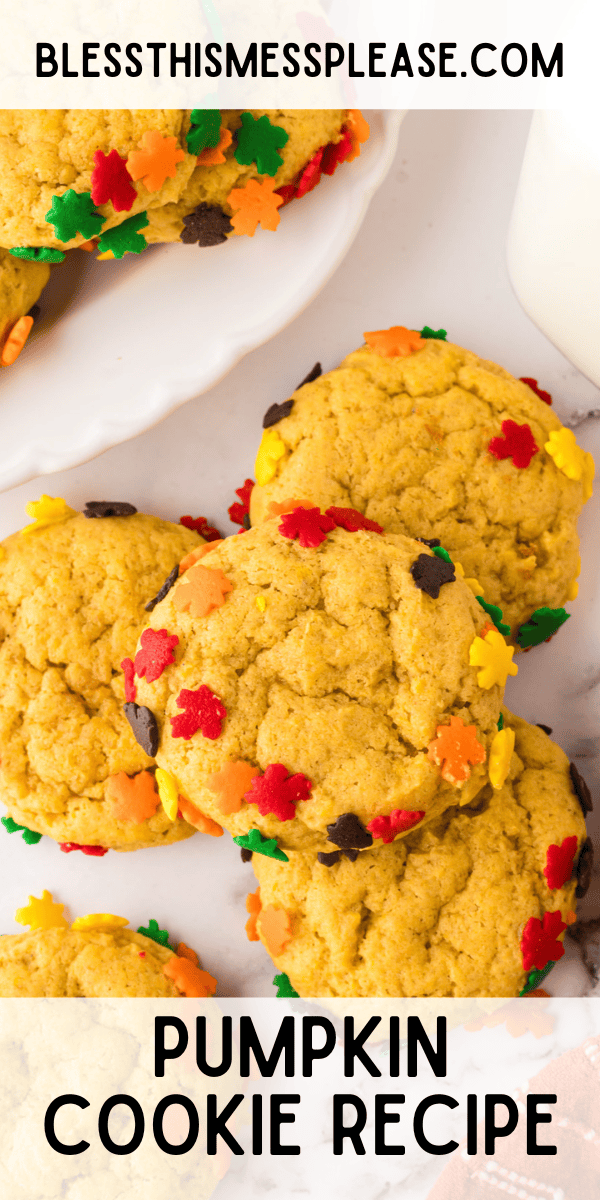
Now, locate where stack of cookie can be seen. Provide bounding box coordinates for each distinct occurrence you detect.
[127,326,592,998]
[0,326,593,998]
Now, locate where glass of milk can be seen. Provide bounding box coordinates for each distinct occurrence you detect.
[507,108,600,388]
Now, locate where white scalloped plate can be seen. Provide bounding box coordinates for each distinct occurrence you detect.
[0,110,403,493]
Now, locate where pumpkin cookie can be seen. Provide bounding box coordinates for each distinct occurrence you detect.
[0,501,203,850]
[249,331,593,639]
[0,247,49,366]
[249,711,589,997]
[0,891,217,997]
[134,514,507,857]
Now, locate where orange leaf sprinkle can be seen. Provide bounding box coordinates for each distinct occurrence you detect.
[107,771,160,823]
[197,126,232,165]
[258,905,292,957]
[178,797,223,837]
[176,941,199,966]
[179,541,223,573]
[78,239,97,251]
[267,498,313,517]
[227,178,284,237]
[173,563,233,618]
[245,887,262,941]
[345,109,370,162]
[1,315,33,367]
[363,326,425,358]
[126,130,185,192]
[206,760,260,815]
[163,955,217,998]
[427,715,486,786]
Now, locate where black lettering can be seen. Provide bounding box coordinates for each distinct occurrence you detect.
[205,43,222,77]
[194,43,201,76]
[407,1017,447,1077]
[125,44,142,77]
[333,1095,367,1155]
[270,1095,300,1154]
[304,43,321,77]
[282,43,299,77]
[418,43,435,77]
[389,1016,400,1076]
[348,43,365,77]
[170,43,191,76]
[44,1095,90,1155]
[62,43,78,77]
[82,43,100,77]
[440,42,457,77]
[206,1094,244,1155]
[325,43,345,77]
[240,1015,295,1078]
[369,42,386,77]
[98,1095,144,1155]
[153,1096,199,1155]
[154,1016,188,1078]
[471,43,496,77]
[303,1016,336,1077]
[532,42,562,78]
[414,1095,459,1154]
[147,42,166,76]
[484,1094,519,1154]
[226,42,257,78]
[104,43,121,77]
[196,1016,232,1077]
[527,1094,557,1154]
[252,1094,263,1154]
[375,1095,405,1154]
[36,43,58,77]
[344,1016,382,1077]
[502,43,527,77]
[467,1093,477,1154]
[261,42,278,77]
[391,43,413,77]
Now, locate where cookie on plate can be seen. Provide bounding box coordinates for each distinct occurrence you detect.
[134,513,509,857]
[249,329,593,640]
[248,712,589,997]
[0,499,205,851]
[0,890,217,997]
[0,247,49,366]
[0,109,359,252]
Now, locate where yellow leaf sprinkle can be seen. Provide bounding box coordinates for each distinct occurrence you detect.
[22,495,77,536]
[71,914,129,931]
[469,629,518,689]
[15,890,69,931]
[155,767,179,821]
[255,429,286,487]
[488,727,515,789]
[256,595,267,612]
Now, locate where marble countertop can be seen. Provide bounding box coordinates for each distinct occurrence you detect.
[0,109,598,997]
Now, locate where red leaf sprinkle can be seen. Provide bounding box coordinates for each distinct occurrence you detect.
[134,628,179,684]
[521,910,567,972]
[121,657,136,702]
[59,842,109,856]
[321,131,353,175]
[295,146,324,198]
[520,377,552,405]
[325,506,384,534]
[488,419,539,469]
[91,148,137,212]
[179,515,222,541]
[544,835,578,890]
[171,684,226,740]
[243,763,313,822]
[228,479,255,531]
[278,505,336,548]
[367,809,425,843]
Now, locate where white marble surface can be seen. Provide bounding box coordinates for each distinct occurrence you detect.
[0,109,598,996]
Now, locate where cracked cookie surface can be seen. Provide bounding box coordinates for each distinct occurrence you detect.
[0,511,200,849]
[250,338,590,636]
[250,712,587,997]
[0,927,182,996]
[135,519,503,854]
